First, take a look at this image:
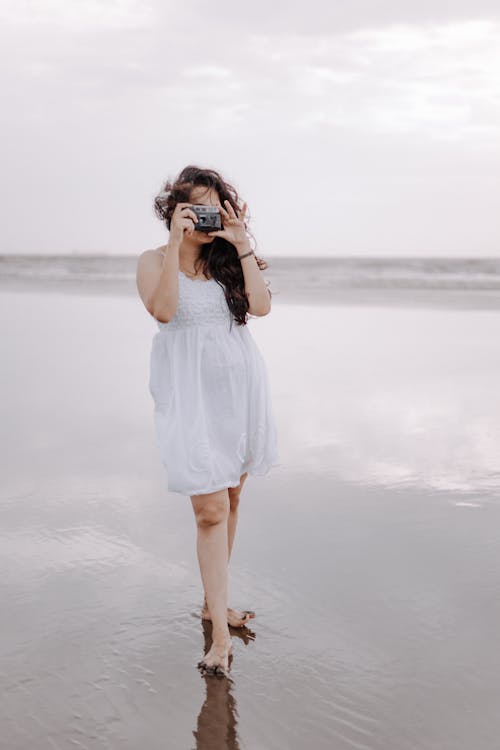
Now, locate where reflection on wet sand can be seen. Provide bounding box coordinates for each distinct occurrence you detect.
[271,303,500,499]
[1,289,500,749]
[193,619,246,749]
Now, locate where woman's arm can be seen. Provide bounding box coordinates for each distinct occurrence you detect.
[206,198,272,317]
[236,240,272,316]
[136,240,181,323]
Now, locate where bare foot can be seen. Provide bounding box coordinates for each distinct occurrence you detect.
[201,598,255,628]
[197,636,233,676]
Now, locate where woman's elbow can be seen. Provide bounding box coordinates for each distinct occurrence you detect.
[249,301,272,317]
[152,306,172,324]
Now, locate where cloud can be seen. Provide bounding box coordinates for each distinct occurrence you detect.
[0,0,154,30]
[0,1,498,254]
[162,0,500,35]
[3,5,499,143]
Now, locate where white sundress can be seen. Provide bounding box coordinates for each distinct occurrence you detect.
[149,269,280,496]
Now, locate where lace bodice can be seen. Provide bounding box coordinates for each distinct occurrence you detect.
[156,270,234,331]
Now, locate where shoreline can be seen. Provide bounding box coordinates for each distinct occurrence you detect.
[2,278,500,311]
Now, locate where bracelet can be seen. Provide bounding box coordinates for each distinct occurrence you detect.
[238,249,254,260]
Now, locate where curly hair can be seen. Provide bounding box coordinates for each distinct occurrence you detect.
[153,165,271,327]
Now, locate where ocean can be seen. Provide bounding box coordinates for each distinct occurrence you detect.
[2,255,500,308]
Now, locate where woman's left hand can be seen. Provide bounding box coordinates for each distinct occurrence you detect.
[207,200,248,247]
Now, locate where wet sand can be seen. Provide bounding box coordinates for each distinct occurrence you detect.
[1,288,500,749]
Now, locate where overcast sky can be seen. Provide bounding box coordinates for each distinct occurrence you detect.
[1,1,499,256]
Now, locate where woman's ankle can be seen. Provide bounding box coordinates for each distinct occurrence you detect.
[211,625,231,644]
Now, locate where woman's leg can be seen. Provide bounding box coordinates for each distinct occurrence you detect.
[191,487,232,673]
[200,472,254,627]
[227,471,248,562]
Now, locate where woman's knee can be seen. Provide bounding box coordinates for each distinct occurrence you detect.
[192,493,229,527]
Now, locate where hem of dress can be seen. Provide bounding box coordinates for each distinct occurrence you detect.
[174,480,242,497]
[168,458,282,497]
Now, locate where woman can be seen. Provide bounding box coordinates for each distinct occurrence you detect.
[136,165,280,677]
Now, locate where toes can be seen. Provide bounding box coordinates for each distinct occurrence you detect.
[197,652,230,676]
[232,614,251,628]
[199,663,226,677]
[229,611,252,627]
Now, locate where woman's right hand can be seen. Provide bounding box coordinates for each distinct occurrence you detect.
[169,202,199,243]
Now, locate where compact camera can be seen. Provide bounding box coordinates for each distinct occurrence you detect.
[191,205,222,233]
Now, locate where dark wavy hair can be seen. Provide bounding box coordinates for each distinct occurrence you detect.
[153,165,271,327]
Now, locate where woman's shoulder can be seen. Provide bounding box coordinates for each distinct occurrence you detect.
[137,245,165,265]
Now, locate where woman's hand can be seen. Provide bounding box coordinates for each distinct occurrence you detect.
[207,199,248,247]
[170,202,199,244]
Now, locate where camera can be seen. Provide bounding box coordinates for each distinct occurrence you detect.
[191,205,222,233]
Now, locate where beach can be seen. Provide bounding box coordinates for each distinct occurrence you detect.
[1,273,500,749]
